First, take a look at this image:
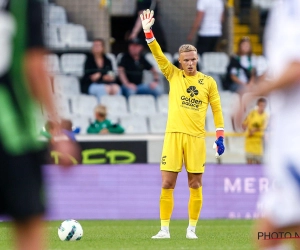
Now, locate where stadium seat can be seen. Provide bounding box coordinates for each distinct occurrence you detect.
[157,94,168,114]
[53,94,72,117]
[106,53,118,74]
[219,91,240,111]
[222,109,235,132]
[205,106,215,132]
[208,73,224,91]
[47,5,67,25]
[45,54,60,75]
[116,53,124,64]
[106,115,120,125]
[252,0,273,9]
[58,24,93,48]
[128,95,157,116]
[148,114,167,134]
[120,115,148,134]
[145,52,173,73]
[201,52,229,75]
[69,115,91,134]
[45,25,64,49]
[71,94,98,117]
[256,55,268,76]
[206,105,235,132]
[53,75,81,96]
[100,95,128,117]
[60,53,87,77]
[111,0,135,16]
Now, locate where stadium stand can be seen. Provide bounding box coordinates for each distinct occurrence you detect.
[106,53,118,74]
[40,0,273,164]
[100,95,129,118]
[148,114,168,134]
[53,75,81,96]
[45,54,61,75]
[120,115,149,134]
[252,0,273,10]
[256,55,268,77]
[70,94,98,118]
[53,94,72,117]
[68,115,91,134]
[156,94,168,114]
[201,52,229,76]
[128,95,157,116]
[60,53,87,77]
[47,4,67,25]
[145,52,173,73]
[58,24,93,49]
[45,25,64,49]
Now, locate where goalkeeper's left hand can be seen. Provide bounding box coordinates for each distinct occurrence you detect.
[213,129,225,158]
[140,9,155,39]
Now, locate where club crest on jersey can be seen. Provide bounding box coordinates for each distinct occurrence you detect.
[187,86,198,97]
[198,79,204,85]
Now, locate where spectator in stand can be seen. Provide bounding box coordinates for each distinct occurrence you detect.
[87,105,124,134]
[81,38,121,102]
[118,38,162,98]
[225,37,257,93]
[187,0,224,55]
[242,98,268,164]
[128,0,167,52]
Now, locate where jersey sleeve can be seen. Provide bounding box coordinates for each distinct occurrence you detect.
[147,39,176,81]
[208,78,224,129]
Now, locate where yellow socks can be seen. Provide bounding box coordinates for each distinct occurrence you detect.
[160,188,174,230]
[188,187,203,230]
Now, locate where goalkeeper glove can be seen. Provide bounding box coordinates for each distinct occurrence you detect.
[140,9,155,40]
[213,128,225,158]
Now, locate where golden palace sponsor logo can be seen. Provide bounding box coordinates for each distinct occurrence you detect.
[181,96,202,108]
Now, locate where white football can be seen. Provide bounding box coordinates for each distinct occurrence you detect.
[58,219,83,241]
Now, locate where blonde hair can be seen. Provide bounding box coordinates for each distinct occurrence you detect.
[94,104,107,115]
[178,44,197,54]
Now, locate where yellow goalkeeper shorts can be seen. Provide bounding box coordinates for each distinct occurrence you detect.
[160,132,206,173]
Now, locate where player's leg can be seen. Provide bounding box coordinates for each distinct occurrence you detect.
[2,147,46,250]
[152,171,178,239]
[14,215,45,250]
[184,135,206,239]
[186,173,203,239]
[152,133,183,239]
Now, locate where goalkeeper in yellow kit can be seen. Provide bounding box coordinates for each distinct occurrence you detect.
[140,10,225,239]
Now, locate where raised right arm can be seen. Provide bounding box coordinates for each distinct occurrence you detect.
[140,9,176,80]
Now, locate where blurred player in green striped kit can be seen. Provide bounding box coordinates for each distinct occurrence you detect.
[0,1,80,249]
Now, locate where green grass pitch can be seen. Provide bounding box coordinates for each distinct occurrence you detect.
[0,219,255,250]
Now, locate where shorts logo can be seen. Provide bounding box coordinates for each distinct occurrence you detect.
[161,156,167,165]
[187,86,198,97]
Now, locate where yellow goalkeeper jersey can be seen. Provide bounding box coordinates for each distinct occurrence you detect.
[148,40,224,137]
